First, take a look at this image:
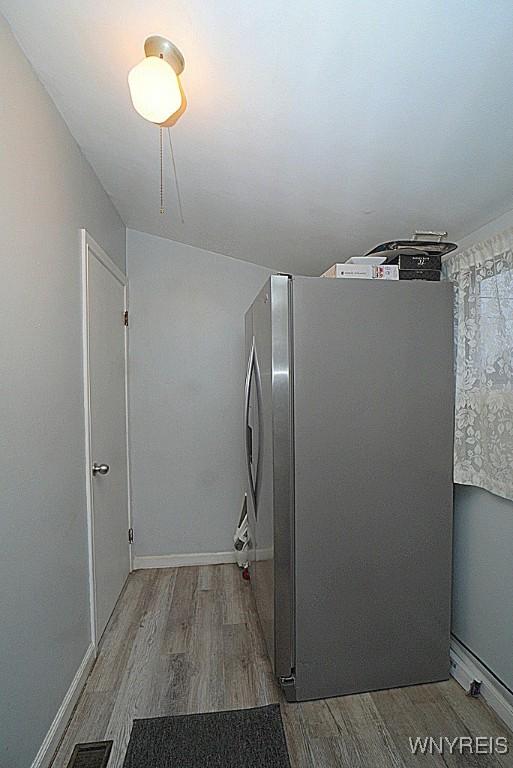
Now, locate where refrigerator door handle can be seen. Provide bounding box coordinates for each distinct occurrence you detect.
[244,338,257,511]
[253,346,264,507]
[244,337,264,516]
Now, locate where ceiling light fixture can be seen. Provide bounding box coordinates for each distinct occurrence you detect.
[128,35,186,219]
[128,35,185,124]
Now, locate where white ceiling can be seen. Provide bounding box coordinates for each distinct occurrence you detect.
[3,0,513,275]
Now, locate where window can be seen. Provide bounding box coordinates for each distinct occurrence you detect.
[444,230,513,501]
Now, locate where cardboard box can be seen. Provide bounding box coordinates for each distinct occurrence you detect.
[399,269,441,281]
[321,263,399,280]
[390,253,442,270]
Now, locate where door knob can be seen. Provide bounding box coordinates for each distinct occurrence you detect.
[92,462,110,476]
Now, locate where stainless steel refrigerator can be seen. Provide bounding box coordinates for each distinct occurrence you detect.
[244,274,454,702]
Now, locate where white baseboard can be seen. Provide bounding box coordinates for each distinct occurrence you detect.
[31,642,95,768]
[133,551,238,570]
[450,638,513,732]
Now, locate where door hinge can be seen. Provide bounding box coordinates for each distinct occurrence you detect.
[128,527,134,544]
[124,310,129,326]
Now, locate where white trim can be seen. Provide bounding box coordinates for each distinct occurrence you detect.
[83,230,126,284]
[81,230,97,648]
[133,551,238,570]
[30,643,95,768]
[124,277,134,572]
[450,638,513,732]
[81,229,132,648]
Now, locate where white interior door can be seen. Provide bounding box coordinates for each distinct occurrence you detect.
[83,231,131,644]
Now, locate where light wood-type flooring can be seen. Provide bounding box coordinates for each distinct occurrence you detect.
[51,565,513,767]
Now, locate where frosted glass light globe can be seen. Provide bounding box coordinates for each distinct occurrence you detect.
[128,56,181,124]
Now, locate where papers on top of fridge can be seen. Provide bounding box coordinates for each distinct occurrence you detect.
[347,255,386,265]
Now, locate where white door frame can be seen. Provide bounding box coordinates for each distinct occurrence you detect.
[81,229,132,650]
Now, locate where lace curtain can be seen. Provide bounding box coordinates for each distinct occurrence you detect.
[443,228,513,501]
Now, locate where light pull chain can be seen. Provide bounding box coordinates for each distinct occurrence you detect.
[159,51,165,216]
[159,126,164,214]
[167,128,185,223]
[157,124,184,221]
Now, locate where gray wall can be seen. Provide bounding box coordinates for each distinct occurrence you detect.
[0,14,125,768]
[127,229,270,557]
[449,211,513,692]
[452,486,513,690]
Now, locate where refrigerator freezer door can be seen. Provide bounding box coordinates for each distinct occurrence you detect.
[269,275,295,679]
[244,276,294,678]
[291,277,454,701]
[245,281,275,664]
